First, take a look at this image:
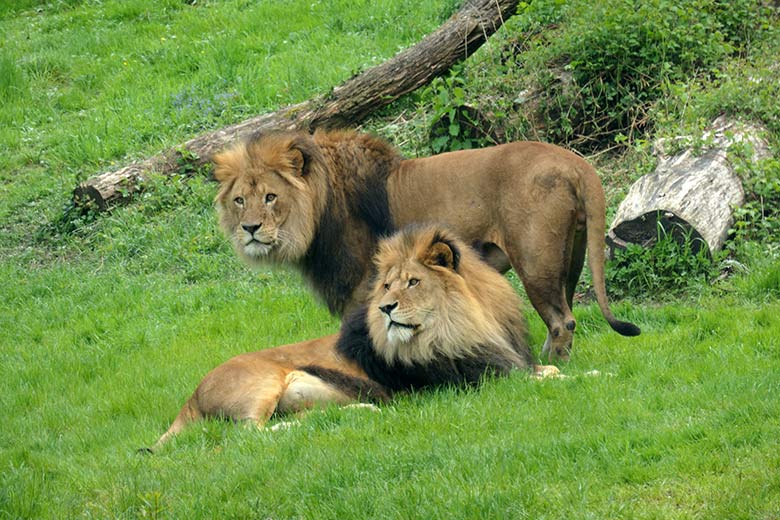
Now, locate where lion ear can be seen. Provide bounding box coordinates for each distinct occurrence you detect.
[288,134,324,177]
[424,237,460,271]
[212,146,243,184]
[288,148,305,175]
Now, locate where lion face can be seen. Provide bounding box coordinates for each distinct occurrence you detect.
[367,226,480,365]
[365,225,531,367]
[212,134,326,264]
[220,171,298,260]
[373,261,440,347]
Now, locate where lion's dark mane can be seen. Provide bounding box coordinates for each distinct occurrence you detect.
[328,307,522,394]
[297,132,399,315]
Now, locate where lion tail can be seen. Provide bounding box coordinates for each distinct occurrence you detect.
[142,397,202,454]
[582,168,641,337]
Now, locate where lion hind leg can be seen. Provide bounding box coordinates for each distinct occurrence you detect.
[276,370,356,415]
[239,372,290,430]
[537,303,576,362]
[506,224,577,362]
[510,253,576,362]
[566,227,587,311]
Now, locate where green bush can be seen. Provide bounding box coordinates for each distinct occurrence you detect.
[606,224,722,299]
[420,71,497,153]
[731,157,780,247]
[517,0,773,149]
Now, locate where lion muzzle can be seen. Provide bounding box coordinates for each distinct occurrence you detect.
[379,302,398,315]
[238,224,278,257]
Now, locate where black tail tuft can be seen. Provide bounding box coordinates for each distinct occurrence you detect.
[609,319,641,337]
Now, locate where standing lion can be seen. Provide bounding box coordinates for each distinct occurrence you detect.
[212,130,640,360]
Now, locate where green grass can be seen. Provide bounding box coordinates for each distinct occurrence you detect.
[2,266,779,518]
[0,0,456,253]
[2,0,780,518]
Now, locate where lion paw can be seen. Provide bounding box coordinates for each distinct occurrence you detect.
[343,403,381,413]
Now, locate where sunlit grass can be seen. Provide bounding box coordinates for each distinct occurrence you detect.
[1,0,779,518]
[2,262,778,517]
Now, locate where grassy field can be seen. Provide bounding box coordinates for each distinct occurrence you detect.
[2,1,780,518]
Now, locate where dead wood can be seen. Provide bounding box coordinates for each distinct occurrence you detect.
[607,116,772,255]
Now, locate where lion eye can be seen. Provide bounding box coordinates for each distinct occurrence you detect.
[265,193,277,204]
[383,283,390,292]
[408,278,419,287]
[234,196,245,206]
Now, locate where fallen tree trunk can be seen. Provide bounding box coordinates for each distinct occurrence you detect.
[607,116,771,256]
[74,0,520,210]
[606,162,743,256]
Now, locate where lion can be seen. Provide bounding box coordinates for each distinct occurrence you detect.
[145,225,556,452]
[213,130,640,360]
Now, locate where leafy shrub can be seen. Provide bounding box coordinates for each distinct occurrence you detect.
[420,71,497,153]
[517,0,773,149]
[516,0,568,28]
[731,157,780,247]
[711,0,776,53]
[606,224,722,299]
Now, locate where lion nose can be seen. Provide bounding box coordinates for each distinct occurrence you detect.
[242,223,261,235]
[380,302,398,315]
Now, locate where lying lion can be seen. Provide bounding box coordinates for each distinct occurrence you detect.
[213,130,639,360]
[145,225,556,452]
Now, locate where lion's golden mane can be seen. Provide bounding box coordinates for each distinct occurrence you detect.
[336,224,534,391]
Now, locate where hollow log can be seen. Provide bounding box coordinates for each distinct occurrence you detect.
[74,0,521,210]
[607,116,771,255]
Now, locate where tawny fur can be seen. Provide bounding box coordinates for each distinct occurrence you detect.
[366,225,531,368]
[213,130,640,360]
[145,334,377,452]
[146,225,555,452]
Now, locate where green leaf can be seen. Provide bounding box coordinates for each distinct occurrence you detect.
[431,135,449,153]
